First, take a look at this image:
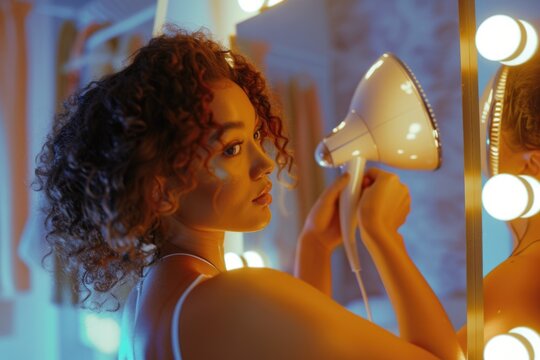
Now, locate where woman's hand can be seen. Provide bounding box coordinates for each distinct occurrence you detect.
[357,168,410,248]
[300,173,350,253]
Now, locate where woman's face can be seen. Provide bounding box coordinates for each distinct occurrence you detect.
[174,79,275,232]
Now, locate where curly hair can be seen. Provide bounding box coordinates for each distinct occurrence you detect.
[502,51,540,150]
[34,27,294,311]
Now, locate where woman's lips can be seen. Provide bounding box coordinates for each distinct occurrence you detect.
[252,192,272,206]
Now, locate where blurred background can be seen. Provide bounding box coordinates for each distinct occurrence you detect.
[0,0,538,359]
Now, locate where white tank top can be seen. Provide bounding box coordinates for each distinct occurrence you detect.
[119,253,216,360]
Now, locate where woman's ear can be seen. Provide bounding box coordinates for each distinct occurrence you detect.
[524,151,540,176]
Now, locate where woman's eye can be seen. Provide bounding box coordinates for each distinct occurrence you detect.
[224,143,241,157]
[254,129,261,141]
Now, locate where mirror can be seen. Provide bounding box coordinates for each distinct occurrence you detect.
[476,0,540,355]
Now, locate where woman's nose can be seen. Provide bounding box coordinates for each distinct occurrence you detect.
[250,143,275,179]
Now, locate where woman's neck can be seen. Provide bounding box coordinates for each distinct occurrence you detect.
[509,216,540,256]
[160,216,227,272]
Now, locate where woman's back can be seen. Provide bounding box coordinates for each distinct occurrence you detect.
[120,255,214,359]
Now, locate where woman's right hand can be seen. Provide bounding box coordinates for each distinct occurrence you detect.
[357,168,411,248]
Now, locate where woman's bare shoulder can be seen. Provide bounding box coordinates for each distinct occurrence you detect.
[178,267,438,360]
[484,255,540,334]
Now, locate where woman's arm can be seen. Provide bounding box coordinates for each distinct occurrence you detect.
[358,168,465,360]
[182,267,446,360]
[294,173,349,296]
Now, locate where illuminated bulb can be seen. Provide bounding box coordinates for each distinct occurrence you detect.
[476,15,522,61]
[243,250,265,267]
[83,314,121,354]
[510,327,540,358]
[502,20,538,66]
[484,334,531,360]
[482,174,540,221]
[237,0,265,13]
[225,252,244,270]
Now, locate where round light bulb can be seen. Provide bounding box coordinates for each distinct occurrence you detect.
[243,250,265,267]
[518,175,540,218]
[237,0,265,13]
[225,252,244,270]
[510,327,540,358]
[484,334,532,360]
[476,15,522,61]
[482,174,529,221]
[502,20,539,66]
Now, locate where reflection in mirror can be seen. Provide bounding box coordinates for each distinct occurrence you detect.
[476,0,540,356]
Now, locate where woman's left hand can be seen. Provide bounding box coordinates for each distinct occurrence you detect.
[300,173,350,252]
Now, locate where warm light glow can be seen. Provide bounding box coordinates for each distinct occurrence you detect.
[476,15,522,61]
[237,0,265,13]
[482,174,530,220]
[510,327,540,358]
[502,20,538,66]
[243,251,265,267]
[519,175,540,218]
[484,334,531,360]
[267,0,284,6]
[83,314,121,354]
[225,252,244,270]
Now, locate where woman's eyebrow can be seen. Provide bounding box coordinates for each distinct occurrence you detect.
[210,121,245,141]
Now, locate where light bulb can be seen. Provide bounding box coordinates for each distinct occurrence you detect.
[237,0,265,13]
[476,15,539,65]
[225,252,244,270]
[518,175,540,218]
[502,20,538,66]
[476,15,522,61]
[484,334,532,360]
[482,174,530,221]
[510,327,540,358]
[243,250,265,267]
[476,15,522,62]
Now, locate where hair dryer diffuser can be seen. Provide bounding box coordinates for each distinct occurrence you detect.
[315,53,441,320]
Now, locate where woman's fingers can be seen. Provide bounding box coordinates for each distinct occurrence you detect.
[316,172,350,207]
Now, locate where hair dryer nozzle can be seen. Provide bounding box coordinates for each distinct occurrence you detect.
[315,142,334,167]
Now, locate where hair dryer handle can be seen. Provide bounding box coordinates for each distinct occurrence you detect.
[339,156,366,272]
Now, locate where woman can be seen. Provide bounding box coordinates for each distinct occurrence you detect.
[35,27,463,359]
[457,54,540,347]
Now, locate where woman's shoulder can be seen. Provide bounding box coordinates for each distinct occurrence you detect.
[484,254,540,331]
[178,267,436,359]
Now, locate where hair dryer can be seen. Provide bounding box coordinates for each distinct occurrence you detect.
[315,53,441,320]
